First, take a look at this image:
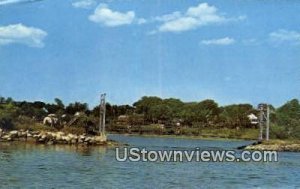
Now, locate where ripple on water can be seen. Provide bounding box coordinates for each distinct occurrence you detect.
[0,136,300,188]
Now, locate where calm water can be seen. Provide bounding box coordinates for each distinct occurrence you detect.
[0,134,300,189]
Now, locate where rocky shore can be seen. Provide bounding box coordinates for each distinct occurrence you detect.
[0,128,110,146]
[240,140,300,152]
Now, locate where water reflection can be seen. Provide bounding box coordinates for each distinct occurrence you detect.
[0,142,108,158]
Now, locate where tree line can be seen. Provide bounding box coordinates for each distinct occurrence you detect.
[0,96,299,139]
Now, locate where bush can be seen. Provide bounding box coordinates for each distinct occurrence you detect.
[270,124,289,139]
[15,122,57,132]
[61,127,86,135]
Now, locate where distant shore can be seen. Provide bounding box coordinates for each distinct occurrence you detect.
[110,133,300,152]
[108,126,260,141]
[110,132,250,141]
[242,140,300,152]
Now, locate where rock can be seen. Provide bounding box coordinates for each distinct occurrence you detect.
[71,139,77,144]
[84,137,91,142]
[79,135,85,140]
[89,138,96,144]
[9,130,18,138]
[57,132,65,136]
[244,143,300,152]
[94,136,105,143]
[18,131,27,138]
[62,136,71,142]
[0,129,109,146]
[32,131,40,135]
[2,135,10,140]
[38,138,45,142]
[47,140,54,145]
[67,134,77,140]
[41,134,47,140]
[33,134,39,138]
[56,134,62,141]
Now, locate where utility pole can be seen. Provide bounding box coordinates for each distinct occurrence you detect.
[99,93,106,136]
[258,104,264,141]
[266,105,270,141]
[257,103,270,141]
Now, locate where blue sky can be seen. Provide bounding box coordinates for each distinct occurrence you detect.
[0,0,300,107]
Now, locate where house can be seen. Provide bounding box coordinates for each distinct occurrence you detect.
[247,113,258,124]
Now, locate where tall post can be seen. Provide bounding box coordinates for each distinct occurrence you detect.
[99,93,106,136]
[99,95,102,134]
[259,110,263,141]
[102,94,106,135]
[266,105,270,141]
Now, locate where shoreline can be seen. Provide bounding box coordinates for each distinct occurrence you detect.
[110,132,251,141]
[108,132,256,141]
[241,140,300,152]
[110,133,300,152]
[0,129,120,147]
[2,130,300,152]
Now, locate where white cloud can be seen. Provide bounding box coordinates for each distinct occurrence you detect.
[155,11,182,22]
[242,38,260,46]
[137,18,147,25]
[72,0,96,9]
[269,29,300,45]
[89,4,136,27]
[0,24,47,48]
[155,3,235,33]
[201,37,235,45]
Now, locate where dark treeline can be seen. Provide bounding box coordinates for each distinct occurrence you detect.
[0,96,300,139]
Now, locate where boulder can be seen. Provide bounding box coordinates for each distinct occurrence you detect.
[94,136,105,143]
[56,134,62,141]
[27,133,33,138]
[62,136,71,143]
[47,140,54,145]
[71,139,77,144]
[2,135,11,140]
[9,130,18,138]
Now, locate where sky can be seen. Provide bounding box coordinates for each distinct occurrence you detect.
[0,0,300,108]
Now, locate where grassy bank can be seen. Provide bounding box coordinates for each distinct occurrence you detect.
[244,139,300,152]
[109,124,259,140]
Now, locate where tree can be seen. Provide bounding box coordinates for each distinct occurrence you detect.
[133,96,163,123]
[0,102,19,130]
[195,99,220,126]
[219,104,255,128]
[149,104,172,123]
[163,98,184,119]
[54,98,65,109]
[275,99,300,138]
[65,102,88,115]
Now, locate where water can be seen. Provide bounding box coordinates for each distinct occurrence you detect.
[0,134,299,188]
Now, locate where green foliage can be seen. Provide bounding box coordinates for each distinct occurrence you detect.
[61,127,85,135]
[66,102,88,115]
[275,99,300,139]
[270,124,289,139]
[219,104,255,128]
[0,102,19,130]
[54,98,65,109]
[0,95,300,139]
[18,101,47,120]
